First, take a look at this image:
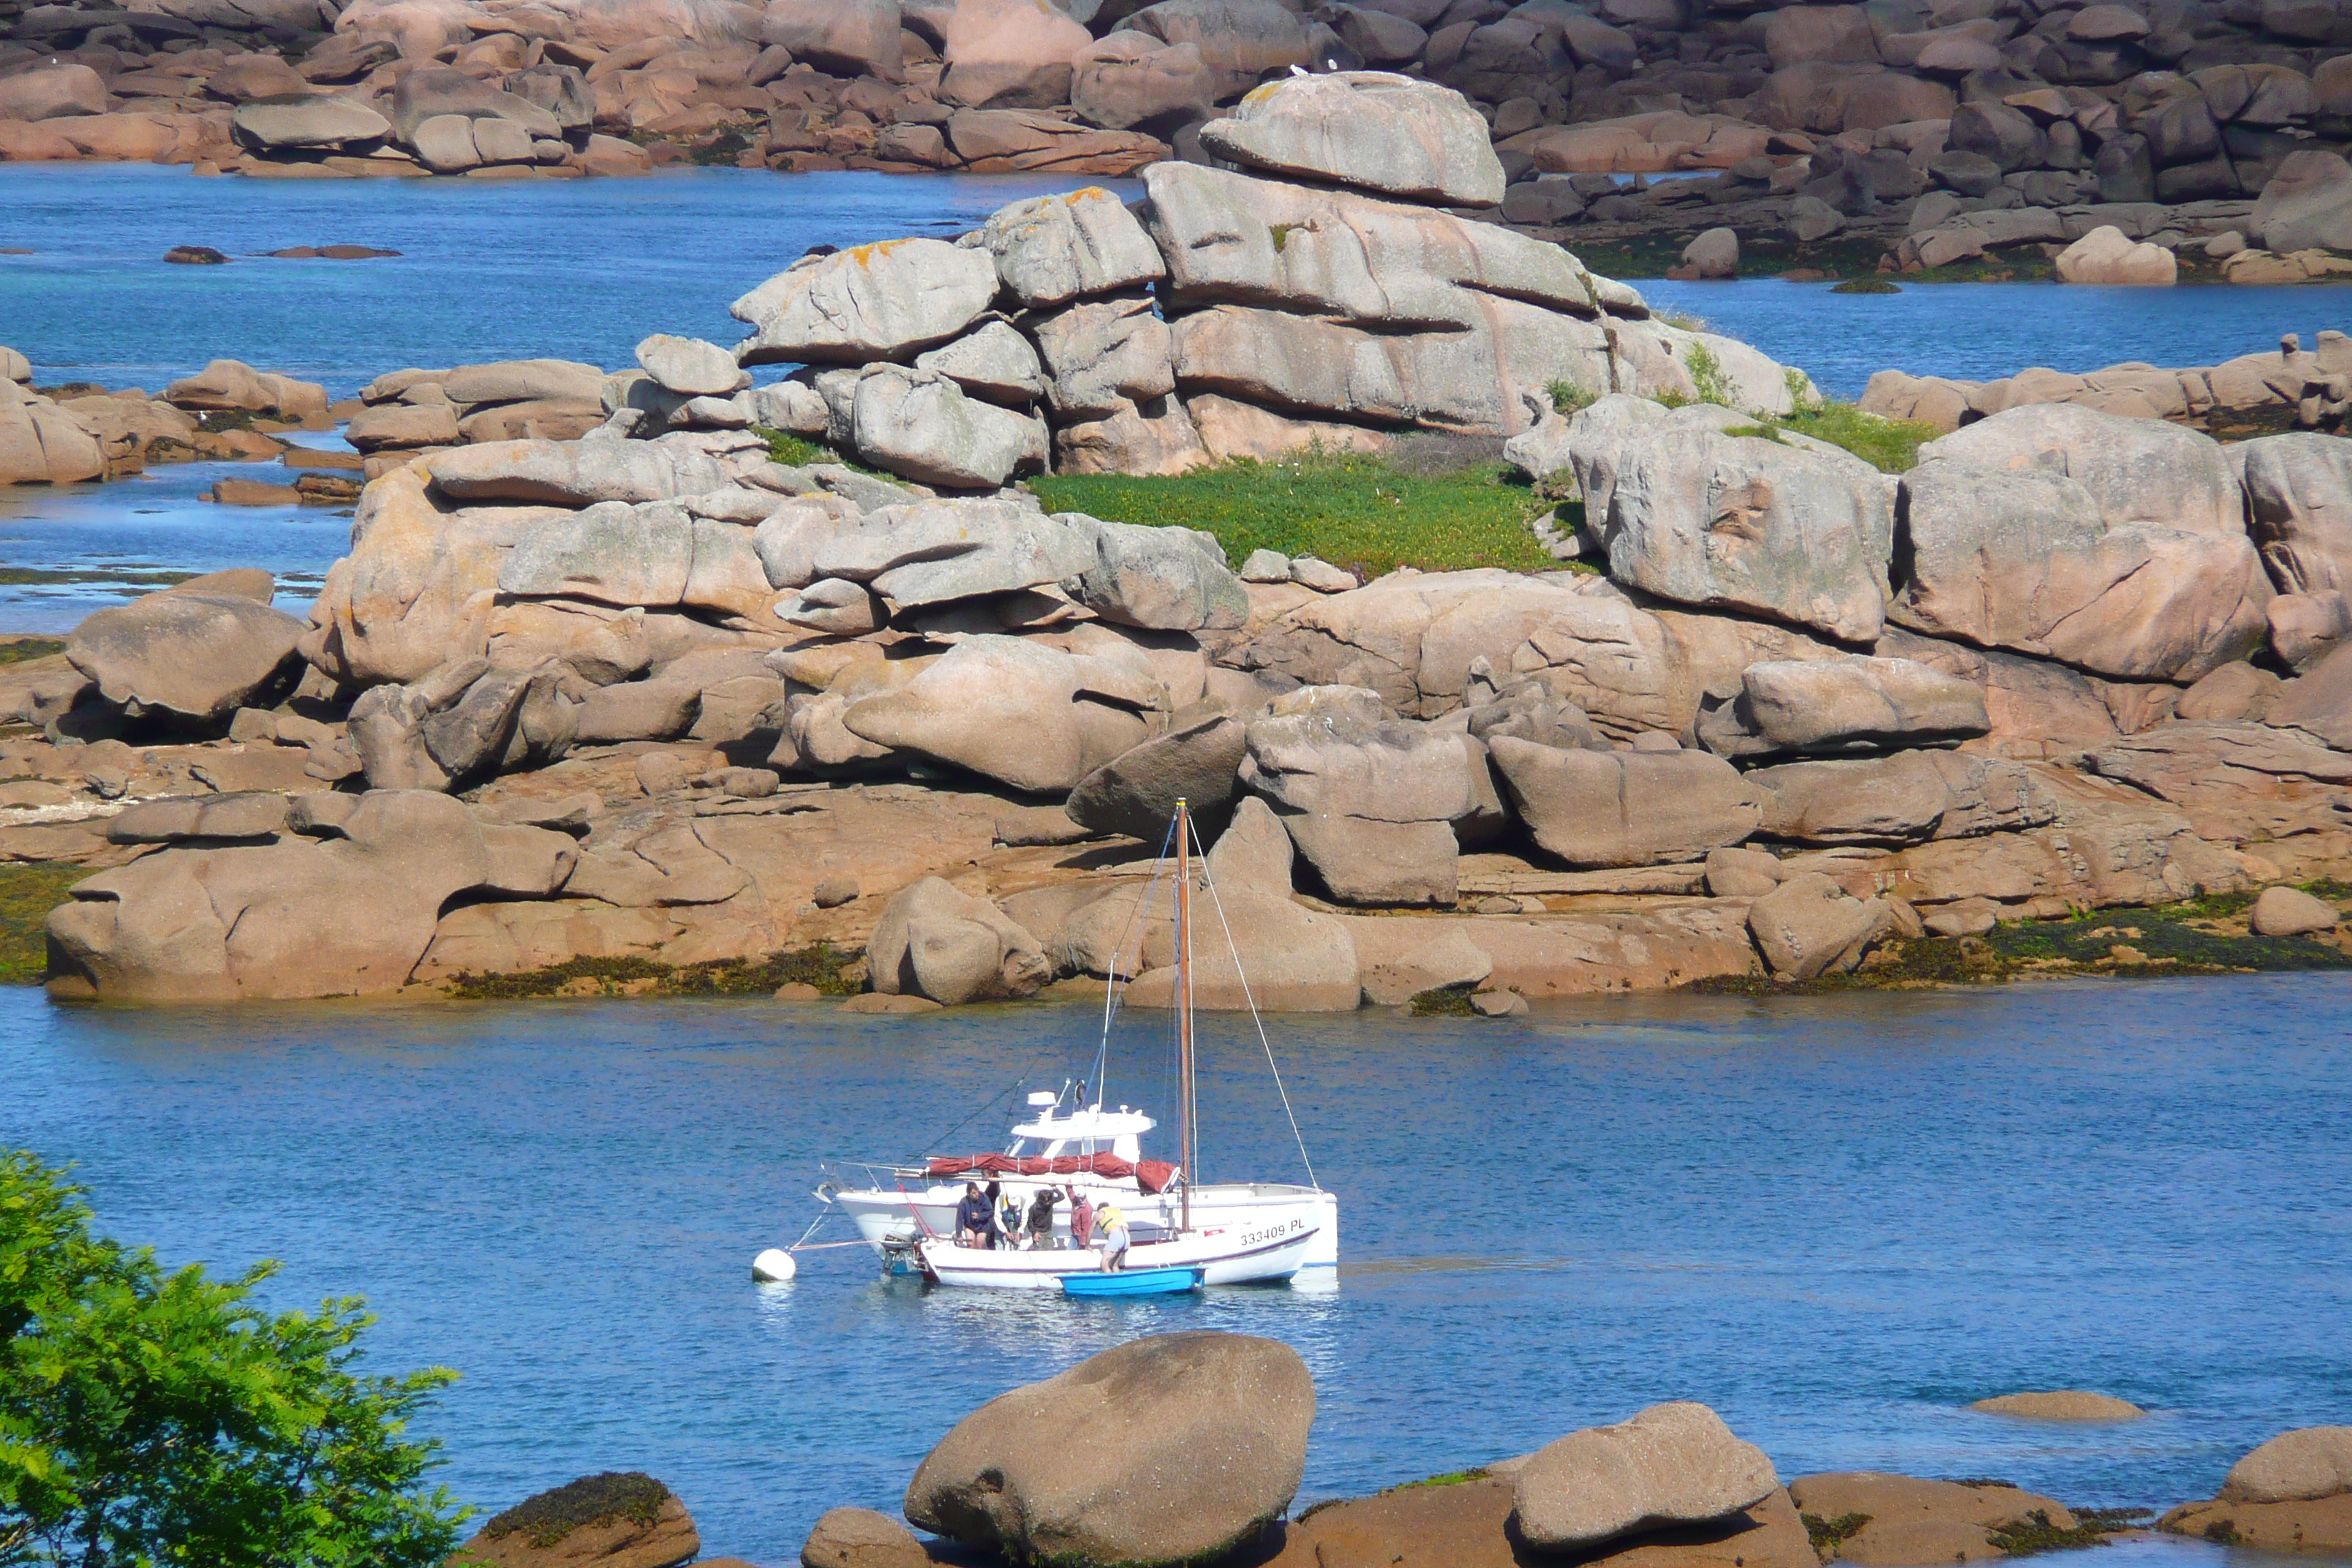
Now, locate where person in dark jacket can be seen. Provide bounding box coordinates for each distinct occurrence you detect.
[1025,1187,1060,1250]
[982,1180,1006,1248]
[954,1183,990,1247]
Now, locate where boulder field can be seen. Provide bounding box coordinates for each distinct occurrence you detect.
[349,1368,2351,1568]
[7,0,2352,284]
[8,73,2352,1007]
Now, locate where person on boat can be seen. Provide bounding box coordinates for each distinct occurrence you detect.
[1071,1190,1094,1249]
[954,1183,991,1248]
[1025,1187,1060,1250]
[981,1180,1006,1248]
[1096,1202,1130,1270]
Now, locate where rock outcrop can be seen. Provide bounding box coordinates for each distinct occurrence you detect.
[20,78,2352,1012]
[905,1331,1313,1568]
[455,1473,698,1568]
[1969,1390,2146,1420]
[1514,1403,1779,1552]
[1792,1474,2085,1565]
[2161,1425,2352,1553]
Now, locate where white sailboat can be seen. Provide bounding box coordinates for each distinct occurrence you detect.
[783,799,1339,1292]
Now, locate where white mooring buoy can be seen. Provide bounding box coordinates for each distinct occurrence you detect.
[751,1247,798,1282]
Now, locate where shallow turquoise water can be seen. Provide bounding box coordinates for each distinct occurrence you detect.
[4,974,2348,1563]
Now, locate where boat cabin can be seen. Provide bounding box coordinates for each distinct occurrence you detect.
[1003,1097,1155,1166]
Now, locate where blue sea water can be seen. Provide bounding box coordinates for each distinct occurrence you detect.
[0,163,2339,400]
[4,975,2348,1565]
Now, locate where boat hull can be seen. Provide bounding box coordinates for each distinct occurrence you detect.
[833,1177,1338,1280]
[915,1223,1316,1290]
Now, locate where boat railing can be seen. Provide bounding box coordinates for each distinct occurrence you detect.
[819,1160,935,1188]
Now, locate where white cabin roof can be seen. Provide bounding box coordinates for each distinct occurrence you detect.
[1010,1104,1154,1142]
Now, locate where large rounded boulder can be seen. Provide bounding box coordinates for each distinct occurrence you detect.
[903,1330,1313,1567]
[1512,1401,1777,1551]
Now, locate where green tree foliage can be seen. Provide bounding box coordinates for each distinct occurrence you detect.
[0,1153,467,1568]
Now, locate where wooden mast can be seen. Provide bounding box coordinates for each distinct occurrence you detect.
[1175,798,1194,1236]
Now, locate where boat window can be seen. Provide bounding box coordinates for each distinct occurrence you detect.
[1006,1139,1028,1156]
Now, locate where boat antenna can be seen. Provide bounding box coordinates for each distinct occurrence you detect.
[1193,812,1321,1193]
[1175,797,1196,1235]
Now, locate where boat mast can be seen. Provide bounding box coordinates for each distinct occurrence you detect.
[1175,798,1194,1235]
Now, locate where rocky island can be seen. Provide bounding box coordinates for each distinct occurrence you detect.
[3,70,2351,1009]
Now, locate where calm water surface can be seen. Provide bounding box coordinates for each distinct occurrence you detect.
[1,163,2340,399]
[4,975,2348,1564]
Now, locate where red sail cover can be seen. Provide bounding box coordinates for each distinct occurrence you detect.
[924,1153,1177,1194]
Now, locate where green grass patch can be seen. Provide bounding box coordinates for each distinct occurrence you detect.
[478,1472,667,1550]
[1389,1469,1490,1491]
[1030,455,1559,578]
[0,637,67,665]
[1831,278,1900,294]
[0,862,86,985]
[443,943,859,1000]
[1804,1511,1871,1558]
[1775,402,1940,474]
[753,425,826,467]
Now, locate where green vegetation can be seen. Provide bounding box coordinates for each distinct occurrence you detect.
[443,943,860,1000]
[194,410,260,434]
[0,864,84,986]
[1687,886,2352,996]
[1388,1469,1490,1492]
[1989,1507,2146,1556]
[1774,401,1942,474]
[0,640,65,666]
[477,1472,666,1549]
[1031,454,1560,578]
[1950,1479,2021,1490]
[1831,279,1901,295]
[1546,378,1596,417]
[1270,222,1301,252]
[1408,982,1480,1017]
[0,569,203,590]
[753,426,826,468]
[1803,1511,1871,1558]
[1681,342,1735,407]
[2201,1519,2242,1545]
[685,129,755,167]
[0,1151,467,1568]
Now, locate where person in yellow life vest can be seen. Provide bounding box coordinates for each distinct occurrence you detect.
[1096,1202,1131,1270]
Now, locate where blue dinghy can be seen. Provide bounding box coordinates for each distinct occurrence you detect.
[1060,1266,1205,1298]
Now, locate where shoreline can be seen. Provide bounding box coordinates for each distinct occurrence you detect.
[9,153,2352,289]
